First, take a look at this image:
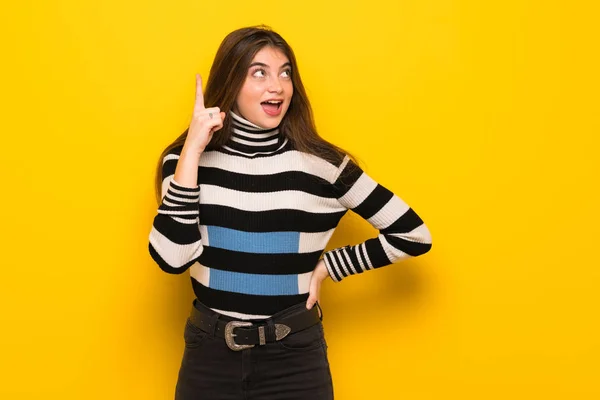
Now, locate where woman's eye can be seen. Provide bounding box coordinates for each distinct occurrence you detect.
[252,68,291,78]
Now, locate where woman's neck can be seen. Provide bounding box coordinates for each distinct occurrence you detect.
[223,110,287,156]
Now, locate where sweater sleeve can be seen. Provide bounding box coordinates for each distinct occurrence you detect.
[322,156,432,282]
[148,149,204,274]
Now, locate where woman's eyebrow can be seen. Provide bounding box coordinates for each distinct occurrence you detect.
[249,62,292,69]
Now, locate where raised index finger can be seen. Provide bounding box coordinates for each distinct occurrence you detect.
[194,73,205,111]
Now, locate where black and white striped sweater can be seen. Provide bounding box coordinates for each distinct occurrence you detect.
[148,111,432,319]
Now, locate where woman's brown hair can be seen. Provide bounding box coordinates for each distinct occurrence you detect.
[154,24,357,204]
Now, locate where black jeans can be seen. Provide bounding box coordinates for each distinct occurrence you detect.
[175,299,334,400]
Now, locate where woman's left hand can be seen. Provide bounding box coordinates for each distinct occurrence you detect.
[306,259,330,310]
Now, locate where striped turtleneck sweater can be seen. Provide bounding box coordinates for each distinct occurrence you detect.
[148,110,432,319]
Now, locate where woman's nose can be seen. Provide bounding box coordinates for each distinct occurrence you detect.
[268,78,283,93]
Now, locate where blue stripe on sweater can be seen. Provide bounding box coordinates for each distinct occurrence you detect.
[209,269,299,296]
[207,226,300,253]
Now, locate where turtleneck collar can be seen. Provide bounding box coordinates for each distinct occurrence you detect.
[223,110,288,156]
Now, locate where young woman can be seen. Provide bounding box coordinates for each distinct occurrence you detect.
[148,25,432,400]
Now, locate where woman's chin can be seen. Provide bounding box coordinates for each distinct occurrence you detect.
[257,117,282,129]
[243,109,285,128]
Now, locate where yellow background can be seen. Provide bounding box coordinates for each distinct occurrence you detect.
[1,0,598,398]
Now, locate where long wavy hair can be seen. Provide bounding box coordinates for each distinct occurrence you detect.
[154,24,357,204]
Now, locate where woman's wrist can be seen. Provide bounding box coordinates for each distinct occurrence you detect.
[181,143,204,160]
[315,259,330,281]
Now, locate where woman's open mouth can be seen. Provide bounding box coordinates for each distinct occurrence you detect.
[261,100,283,116]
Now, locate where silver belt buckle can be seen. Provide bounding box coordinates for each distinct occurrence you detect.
[224,321,254,351]
[224,320,292,351]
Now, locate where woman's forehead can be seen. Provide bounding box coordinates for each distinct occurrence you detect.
[251,47,290,66]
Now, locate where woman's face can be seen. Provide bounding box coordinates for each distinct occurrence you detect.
[233,46,293,129]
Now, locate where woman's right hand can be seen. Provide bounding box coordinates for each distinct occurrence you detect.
[183,74,226,155]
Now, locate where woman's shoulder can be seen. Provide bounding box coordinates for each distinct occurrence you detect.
[288,148,351,184]
[167,144,184,156]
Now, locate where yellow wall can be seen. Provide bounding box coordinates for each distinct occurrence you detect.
[1,1,598,398]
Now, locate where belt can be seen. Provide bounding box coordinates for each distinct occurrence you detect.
[188,302,322,351]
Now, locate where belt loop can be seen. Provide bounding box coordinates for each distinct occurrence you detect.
[207,312,220,338]
[265,318,276,342]
[315,301,323,321]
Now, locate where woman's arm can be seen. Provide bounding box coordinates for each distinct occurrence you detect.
[148,147,204,274]
[322,156,433,282]
[148,73,226,274]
